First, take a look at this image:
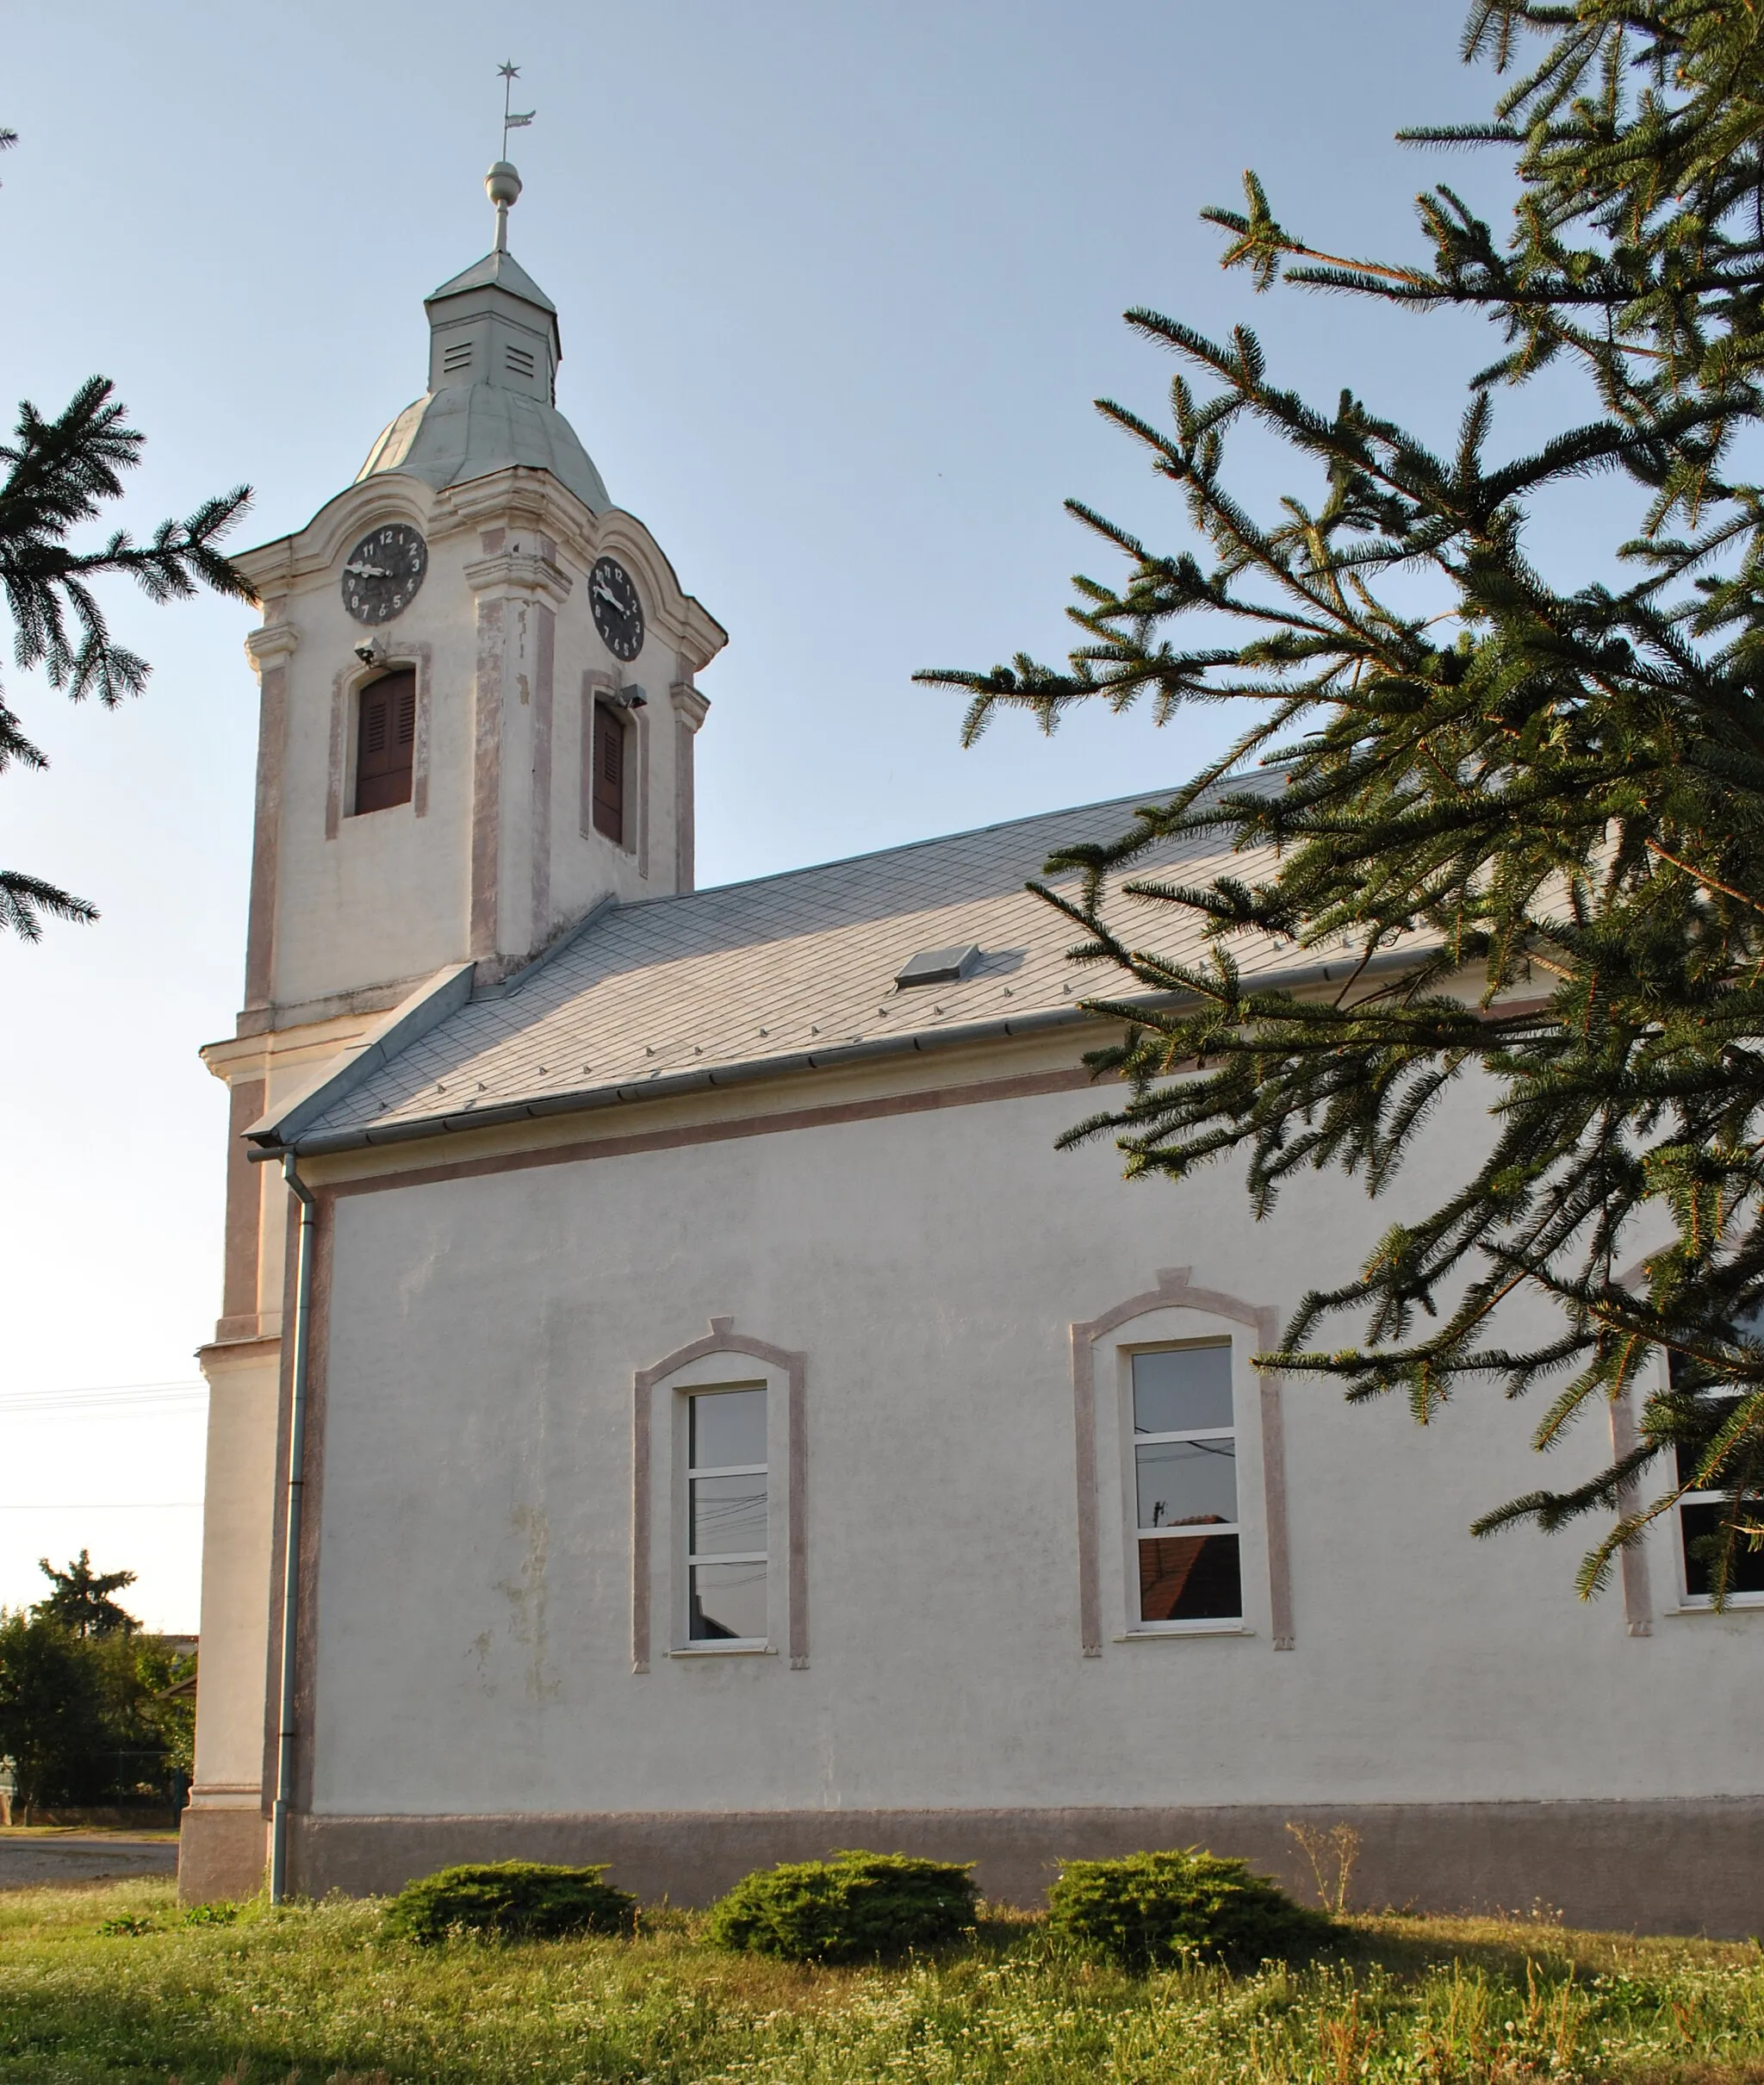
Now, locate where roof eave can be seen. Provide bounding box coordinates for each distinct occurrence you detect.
[249,944,1428,1165]
[252,1003,1096,1161]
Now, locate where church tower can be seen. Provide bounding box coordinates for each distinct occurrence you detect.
[182,165,725,1899]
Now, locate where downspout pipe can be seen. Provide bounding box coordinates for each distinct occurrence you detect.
[270,1149,317,1904]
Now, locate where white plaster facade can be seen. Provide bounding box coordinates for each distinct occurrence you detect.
[184,179,1764,1930]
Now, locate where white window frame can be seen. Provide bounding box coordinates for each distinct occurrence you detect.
[1072,1270,1294,1656]
[1122,1335,1245,1636]
[1674,1403,1764,1609]
[680,1379,771,1650]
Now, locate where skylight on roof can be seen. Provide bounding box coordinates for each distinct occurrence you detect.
[894,943,980,990]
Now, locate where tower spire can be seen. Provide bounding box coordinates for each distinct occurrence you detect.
[488,60,535,254]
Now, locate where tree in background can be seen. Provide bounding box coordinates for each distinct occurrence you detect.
[1,122,254,939]
[34,1549,140,1639]
[131,1634,196,1795]
[0,1556,194,1818]
[0,1610,113,1814]
[922,3,1764,1600]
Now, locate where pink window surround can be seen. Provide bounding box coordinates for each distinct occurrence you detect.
[1071,1267,1295,1657]
[631,1319,807,1674]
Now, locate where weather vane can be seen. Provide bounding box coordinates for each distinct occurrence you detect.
[497,61,536,160]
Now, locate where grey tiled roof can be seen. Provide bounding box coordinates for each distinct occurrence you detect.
[295,778,1305,1151]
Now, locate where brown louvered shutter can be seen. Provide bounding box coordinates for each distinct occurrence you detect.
[354,669,416,814]
[592,701,624,843]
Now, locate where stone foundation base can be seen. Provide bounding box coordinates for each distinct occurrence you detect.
[178,1808,268,1904]
[284,1798,1764,1937]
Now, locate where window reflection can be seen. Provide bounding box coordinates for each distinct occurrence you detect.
[690,1473,767,1556]
[686,1387,768,1643]
[1135,1436,1237,1530]
[1133,1345,1233,1436]
[1679,1501,1764,1600]
[1130,1345,1241,1626]
[1137,1533,1242,1622]
[690,1560,768,1642]
[690,1387,766,1470]
[1667,1362,1764,1603]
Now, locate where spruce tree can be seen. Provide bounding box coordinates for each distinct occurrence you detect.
[33,1550,140,1639]
[0,1561,191,1815]
[0,374,252,936]
[920,3,1764,1600]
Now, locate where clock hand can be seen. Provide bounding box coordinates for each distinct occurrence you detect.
[592,579,624,609]
[345,561,392,580]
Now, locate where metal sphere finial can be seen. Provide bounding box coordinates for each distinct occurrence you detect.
[486,160,522,252]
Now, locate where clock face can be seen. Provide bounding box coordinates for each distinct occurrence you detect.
[341,524,428,625]
[589,555,644,663]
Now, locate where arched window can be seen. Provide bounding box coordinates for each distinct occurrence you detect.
[1071,1268,1295,1653]
[353,668,416,814]
[631,1319,808,1671]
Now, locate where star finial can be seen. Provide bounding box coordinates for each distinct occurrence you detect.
[496,59,536,164]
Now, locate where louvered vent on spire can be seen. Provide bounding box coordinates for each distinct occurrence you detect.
[353,161,610,514]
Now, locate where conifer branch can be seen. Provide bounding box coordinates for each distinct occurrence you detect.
[0,377,253,937]
[920,0,1764,1603]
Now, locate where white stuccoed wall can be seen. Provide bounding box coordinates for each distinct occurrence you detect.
[301,1074,1746,1825]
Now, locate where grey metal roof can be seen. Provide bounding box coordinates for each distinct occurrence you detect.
[354,240,610,514]
[289,778,1320,1155]
[426,247,557,315]
[355,385,612,514]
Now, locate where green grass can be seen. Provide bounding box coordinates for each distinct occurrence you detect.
[3,1877,1764,2082]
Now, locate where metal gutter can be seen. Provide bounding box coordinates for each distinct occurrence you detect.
[245,944,1427,1164]
[269,1153,317,1904]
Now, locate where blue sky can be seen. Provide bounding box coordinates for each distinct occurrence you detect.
[0,3,1548,1627]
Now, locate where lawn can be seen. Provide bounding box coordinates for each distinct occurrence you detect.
[3,1878,1764,2083]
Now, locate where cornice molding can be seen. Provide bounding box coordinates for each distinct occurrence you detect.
[245,622,301,671]
[231,470,725,673]
[670,682,711,732]
[432,467,590,544]
[461,550,574,607]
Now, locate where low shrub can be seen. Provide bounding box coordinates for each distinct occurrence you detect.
[1046,1848,1332,1972]
[706,1850,978,1963]
[383,1859,636,1944]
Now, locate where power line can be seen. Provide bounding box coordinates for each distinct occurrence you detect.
[0,1501,202,1510]
[0,1379,207,1416]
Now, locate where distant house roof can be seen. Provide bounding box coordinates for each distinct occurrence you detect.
[264,775,1351,1159]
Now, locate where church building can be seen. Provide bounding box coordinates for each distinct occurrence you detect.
[182,163,1764,1932]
